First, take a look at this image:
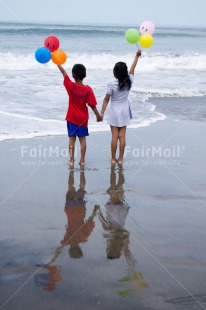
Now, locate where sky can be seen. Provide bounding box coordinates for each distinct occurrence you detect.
[0,0,206,27]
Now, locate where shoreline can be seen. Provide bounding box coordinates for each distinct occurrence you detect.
[2,93,206,144]
[0,114,167,144]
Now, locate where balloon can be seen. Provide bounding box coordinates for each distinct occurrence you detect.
[140,21,155,35]
[44,36,60,52]
[35,47,51,64]
[139,34,154,48]
[125,28,140,44]
[51,50,67,65]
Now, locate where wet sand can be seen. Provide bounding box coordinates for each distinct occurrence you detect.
[0,118,206,310]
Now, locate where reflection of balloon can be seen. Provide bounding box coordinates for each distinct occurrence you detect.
[44,36,60,52]
[51,50,67,65]
[35,47,51,64]
[125,29,140,44]
[140,21,155,35]
[139,34,154,48]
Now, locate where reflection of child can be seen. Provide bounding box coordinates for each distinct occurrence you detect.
[105,168,129,230]
[57,64,102,167]
[98,168,132,261]
[34,264,62,292]
[35,171,99,292]
[101,50,141,165]
[62,170,98,258]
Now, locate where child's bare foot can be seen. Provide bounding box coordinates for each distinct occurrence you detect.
[111,158,116,165]
[117,158,123,165]
[68,159,74,167]
[79,161,85,167]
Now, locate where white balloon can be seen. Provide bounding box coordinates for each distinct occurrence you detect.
[140,21,155,35]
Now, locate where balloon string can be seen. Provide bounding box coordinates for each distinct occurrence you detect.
[136,43,140,50]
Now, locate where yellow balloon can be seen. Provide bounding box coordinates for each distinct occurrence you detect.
[52,49,67,65]
[139,34,154,48]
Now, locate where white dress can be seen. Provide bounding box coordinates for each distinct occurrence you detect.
[107,74,133,127]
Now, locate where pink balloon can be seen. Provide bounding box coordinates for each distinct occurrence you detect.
[140,21,155,35]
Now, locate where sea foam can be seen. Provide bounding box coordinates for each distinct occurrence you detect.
[0,52,206,71]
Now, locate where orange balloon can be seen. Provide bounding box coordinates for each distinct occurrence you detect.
[52,50,67,65]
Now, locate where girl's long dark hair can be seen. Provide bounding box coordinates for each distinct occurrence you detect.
[113,62,131,91]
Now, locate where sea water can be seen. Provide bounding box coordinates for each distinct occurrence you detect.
[0,22,206,141]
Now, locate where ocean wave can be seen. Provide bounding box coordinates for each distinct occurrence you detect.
[1,52,206,71]
[0,118,164,142]
[0,23,205,38]
[132,89,206,99]
[0,30,203,38]
[0,110,64,123]
[0,28,125,36]
[0,104,166,141]
[0,131,66,142]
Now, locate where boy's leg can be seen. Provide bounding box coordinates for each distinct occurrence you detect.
[69,136,76,166]
[79,169,86,190]
[68,169,75,192]
[79,137,86,166]
[118,126,127,164]
[110,126,119,164]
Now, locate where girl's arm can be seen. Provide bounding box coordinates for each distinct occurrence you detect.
[57,65,67,77]
[129,50,142,75]
[101,94,111,119]
[90,106,102,122]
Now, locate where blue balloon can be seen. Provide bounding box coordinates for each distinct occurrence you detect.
[35,47,51,64]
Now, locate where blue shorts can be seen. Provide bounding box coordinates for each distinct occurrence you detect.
[67,122,89,137]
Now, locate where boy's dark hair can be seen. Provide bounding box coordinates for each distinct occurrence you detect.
[69,244,83,259]
[72,64,86,81]
[113,62,131,91]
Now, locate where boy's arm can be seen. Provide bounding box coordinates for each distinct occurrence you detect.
[88,205,100,221]
[90,106,102,122]
[129,50,142,75]
[57,65,67,77]
[101,94,111,119]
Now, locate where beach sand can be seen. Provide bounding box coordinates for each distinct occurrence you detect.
[0,117,206,310]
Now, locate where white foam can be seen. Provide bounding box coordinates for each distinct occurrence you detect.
[0,105,166,142]
[132,89,206,99]
[1,52,206,71]
[0,110,64,123]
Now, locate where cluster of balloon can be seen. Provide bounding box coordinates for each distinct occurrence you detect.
[125,21,155,49]
[35,36,67,65]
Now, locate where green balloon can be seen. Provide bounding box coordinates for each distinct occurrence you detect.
[125,28,140,44]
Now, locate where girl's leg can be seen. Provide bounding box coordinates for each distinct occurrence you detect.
[69,136,76,166]
[110,126,119,164]
[118,126,127,164]
[79,137,86,166]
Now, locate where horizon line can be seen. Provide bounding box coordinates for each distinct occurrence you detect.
[0,20,206,29]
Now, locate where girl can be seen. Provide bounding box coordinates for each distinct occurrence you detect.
[101,50,142,165]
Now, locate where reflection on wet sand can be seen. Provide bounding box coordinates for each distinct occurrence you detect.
[98,167,148,296]
[98,168,131,260]
[35,169,99,292]
[35,168,147,296]
[61,170,98,259]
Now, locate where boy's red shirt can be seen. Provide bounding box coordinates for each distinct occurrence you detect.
[64,75,97,127]
[62,206,95,245]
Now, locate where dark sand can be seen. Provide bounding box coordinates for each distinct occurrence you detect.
[0,118,206,310]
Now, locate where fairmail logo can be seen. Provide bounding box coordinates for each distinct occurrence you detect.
[125,145,185,158]
[20,145,69,158]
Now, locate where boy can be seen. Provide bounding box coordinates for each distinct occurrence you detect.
[57,64,101,167]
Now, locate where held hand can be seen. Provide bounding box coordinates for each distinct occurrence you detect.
[90,205,100,219]
[94,205,100,212]
[136,49,142,57]
[96,114,102,122]
[100,114,104,121]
